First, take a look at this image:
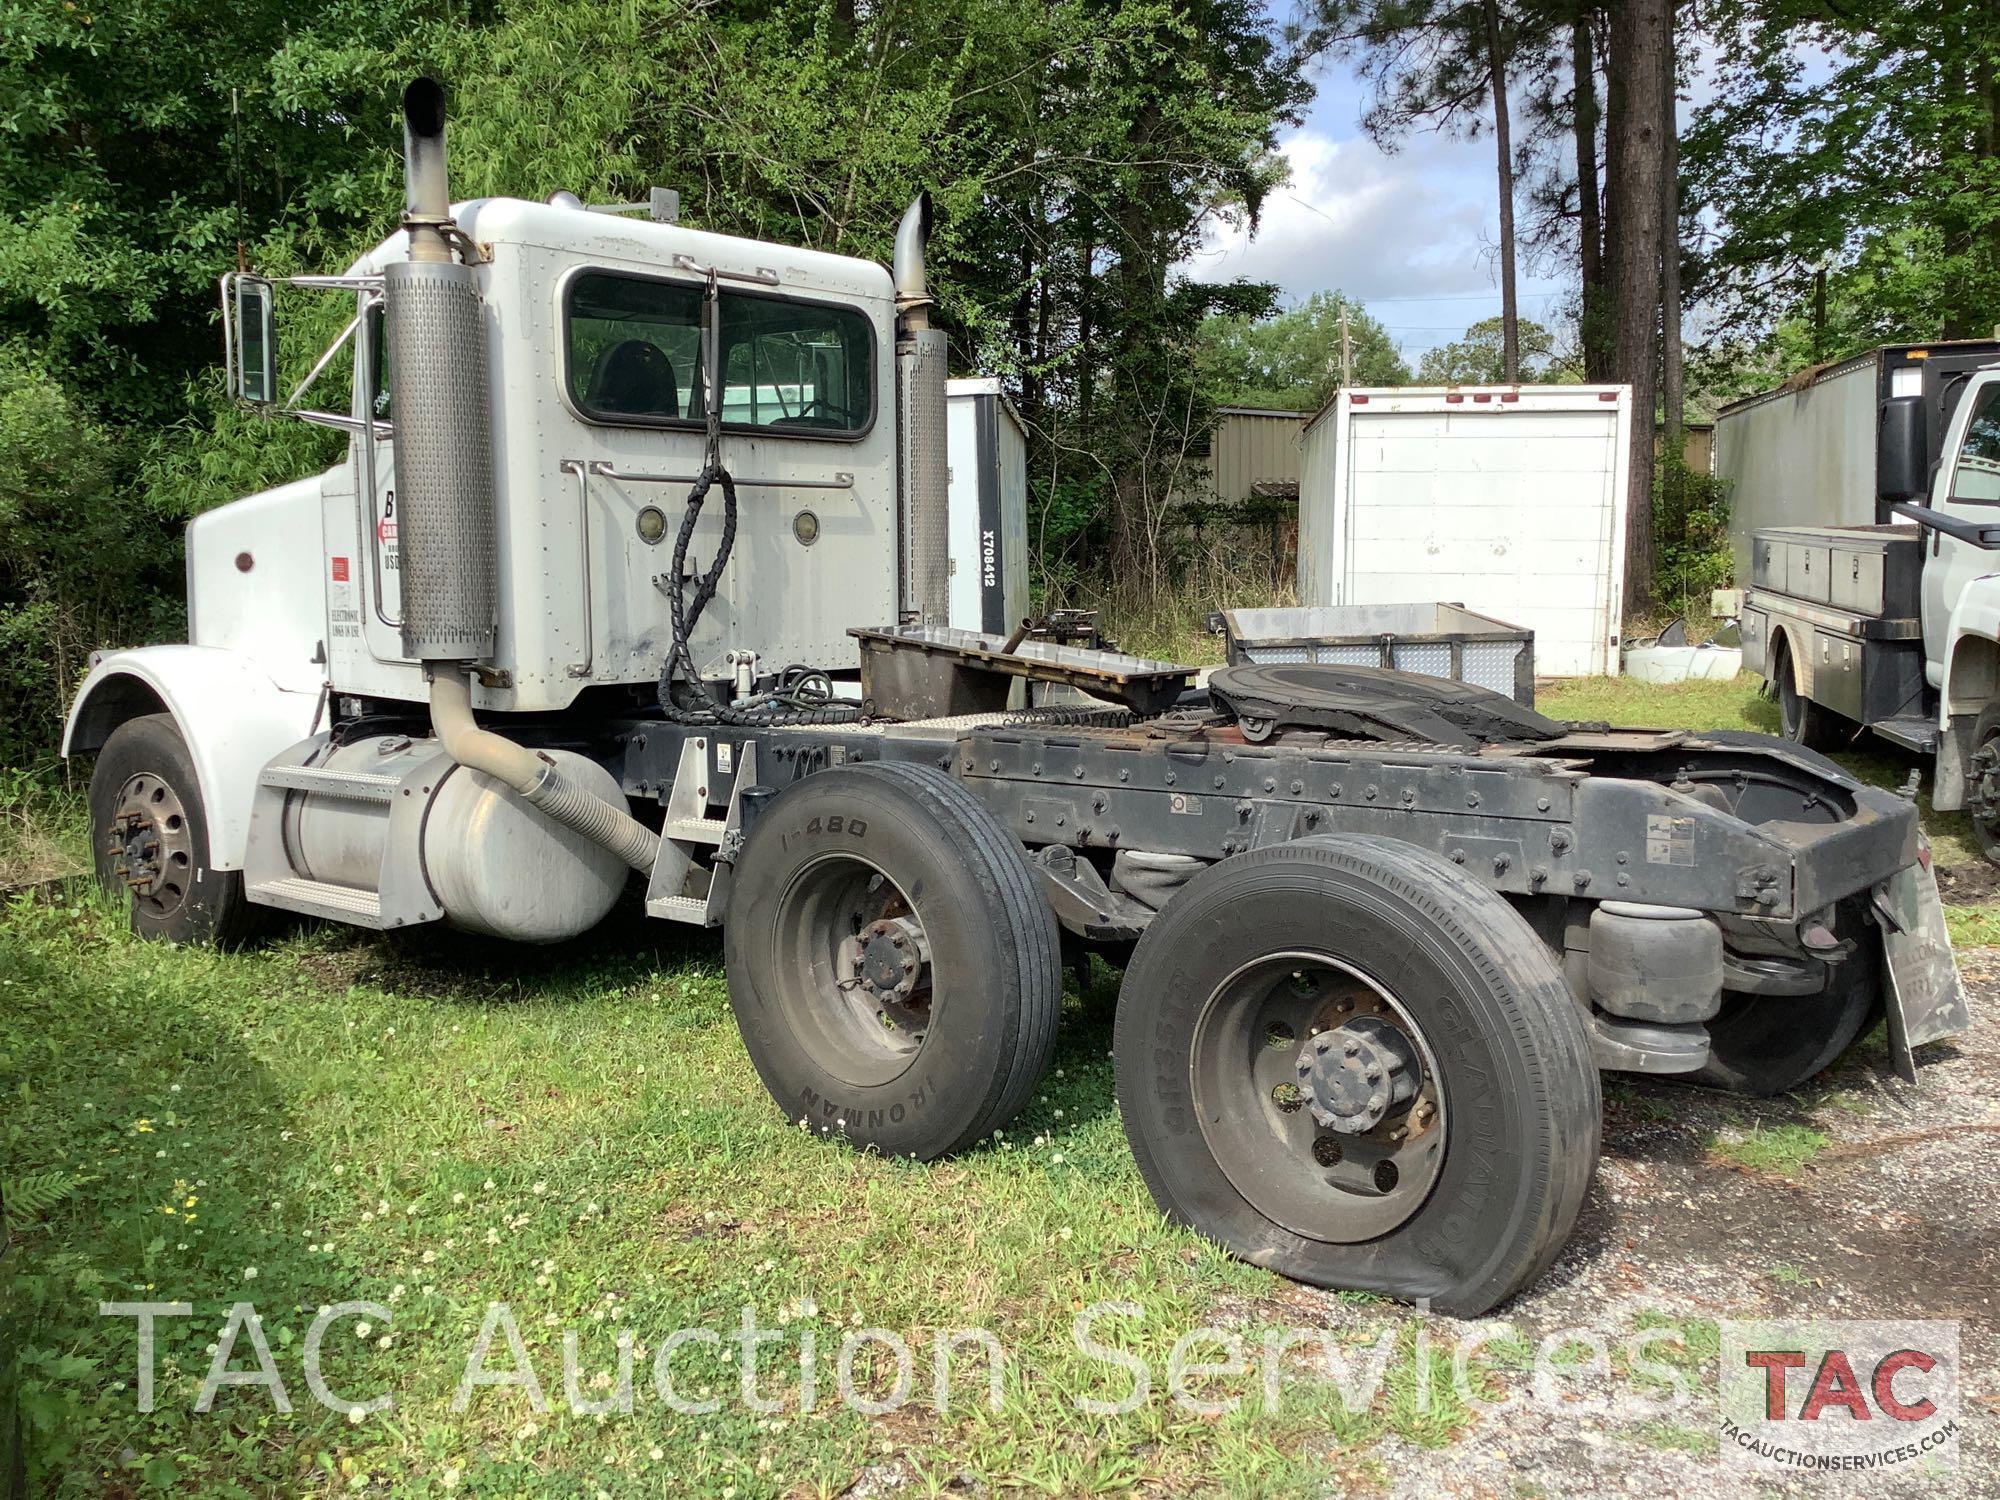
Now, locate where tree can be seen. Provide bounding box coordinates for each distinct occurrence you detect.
[1416,315,1557,382]
[1198,293,1410,409]
[1604,0,1670,608]
[1312,2,1556,388]
[1685,5,2000,351]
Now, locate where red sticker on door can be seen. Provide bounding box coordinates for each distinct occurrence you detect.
[331,556,351,582]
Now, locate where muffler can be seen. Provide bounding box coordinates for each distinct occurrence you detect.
[386,77,498,664]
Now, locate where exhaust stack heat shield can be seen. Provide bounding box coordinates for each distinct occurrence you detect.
[385,258,497,662]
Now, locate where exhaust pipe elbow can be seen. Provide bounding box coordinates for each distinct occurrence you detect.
[401,77,453,264]
[430,668,660,875]
[892,192,934,329]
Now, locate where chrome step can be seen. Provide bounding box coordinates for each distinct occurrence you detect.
[1872,716,1939,754]
[662,818,727,845]
[646,893,715,926]
[248,876,388,927]
[258,763,402,803]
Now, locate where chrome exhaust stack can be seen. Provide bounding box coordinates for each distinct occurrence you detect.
[386,77,498,665]
[386,77,659,875]
[893,194,949,625]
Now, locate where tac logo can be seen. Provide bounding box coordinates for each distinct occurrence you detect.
[1719,1319,1960,1473]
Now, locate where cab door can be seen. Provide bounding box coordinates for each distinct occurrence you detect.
[1921,371,2000,678]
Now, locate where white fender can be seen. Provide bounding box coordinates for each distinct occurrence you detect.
[1941,579,2000,724]
[62,645,323,870]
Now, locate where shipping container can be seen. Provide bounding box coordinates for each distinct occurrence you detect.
[1298,386,1632,677]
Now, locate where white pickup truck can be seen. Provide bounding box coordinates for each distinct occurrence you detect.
[1745,376,2000,863]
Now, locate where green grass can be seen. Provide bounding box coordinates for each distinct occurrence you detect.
[1706,1122,1830,1177]
[0,888,1508,1497]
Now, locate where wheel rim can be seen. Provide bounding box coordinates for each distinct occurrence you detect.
[771,854,935,1088]
[106,771,195,921]
[1190,951,1447,1244]
[1970,734,2000,857]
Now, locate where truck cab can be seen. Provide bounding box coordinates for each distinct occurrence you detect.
[1744,364,2000,858]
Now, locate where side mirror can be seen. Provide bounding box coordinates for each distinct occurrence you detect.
[1878,395,1928,502]
[225,275,279,405]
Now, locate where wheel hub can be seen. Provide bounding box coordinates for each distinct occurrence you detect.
[854,916,927,1005]
[1970,739,2000,825]
[1294,1015,1419,1134]
[1189,954,1448,1244]
[105,772,193,917]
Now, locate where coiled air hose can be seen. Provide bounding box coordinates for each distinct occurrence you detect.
[657,462,867,727]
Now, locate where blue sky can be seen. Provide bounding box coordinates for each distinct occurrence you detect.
[1181,57,1573,365]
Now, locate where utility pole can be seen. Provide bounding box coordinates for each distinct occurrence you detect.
[1339,305,1354,387]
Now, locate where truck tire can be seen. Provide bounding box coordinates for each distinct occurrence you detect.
[724,762,1061,1160]
[88,713,260,946]
[1964,704,2000,866]
[1690,903,1881,1095]
[1773,635,1848,751]
[1114,835,1600,1317]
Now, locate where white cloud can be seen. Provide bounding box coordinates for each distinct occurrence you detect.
[1182,128,1500,305]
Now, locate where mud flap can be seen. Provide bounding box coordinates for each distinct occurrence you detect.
[1872,847,1972,1083]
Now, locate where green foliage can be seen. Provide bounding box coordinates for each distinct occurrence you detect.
[1197,291,1409,410]
[0,0,1313,764]
[1652,454,1732,612]
[1686,6,2000,348]
[1415,315,1564,384]
[0,346,181,771]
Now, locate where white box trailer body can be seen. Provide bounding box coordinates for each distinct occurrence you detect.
[1298,386,1633,677]
[1715,341,2000,587]
[944,378,1031,635]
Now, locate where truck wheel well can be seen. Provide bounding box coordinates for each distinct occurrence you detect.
[1946,634,2000,716]
[67,674,170,755]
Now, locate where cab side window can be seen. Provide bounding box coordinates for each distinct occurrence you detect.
[565,270,873,436]
[1951,385,2000,505]
[567,273,702,421]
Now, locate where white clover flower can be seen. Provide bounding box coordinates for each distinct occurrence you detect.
[649,1447,663,1462]
[376,1334,392,1350]
[348,1407,366,1426]
[355,1322,372,1339]
[451,1192,465,1205]
[242,1267,258,1280]
[532,1182,547,1196]
[441,1468,460,1491]
[422,1250,437,1264]
[332,1165,344,1176]
[1053,1109,1065,1120]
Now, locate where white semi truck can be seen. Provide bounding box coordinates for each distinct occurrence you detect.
[65,82,1967,1316]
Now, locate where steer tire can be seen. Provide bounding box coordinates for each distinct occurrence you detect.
[724,762,1062,1160]
[1114,834,1601,1317]
[88,713,260,946]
